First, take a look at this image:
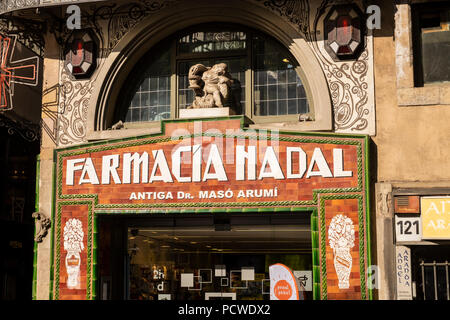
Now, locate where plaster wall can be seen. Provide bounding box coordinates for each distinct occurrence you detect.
[372,1,450,184]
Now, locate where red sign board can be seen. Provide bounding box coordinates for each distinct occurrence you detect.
[58,121,360,209]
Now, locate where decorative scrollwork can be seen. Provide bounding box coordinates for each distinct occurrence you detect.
[94,0,180,56]
[311,1,371,132]
[0,0,40,15]
[0,17,45,58]
[256,0,310,36]
[255,0,373,133]
[56,0,179,146]
[57,68,94,145]
[0,113,40,142]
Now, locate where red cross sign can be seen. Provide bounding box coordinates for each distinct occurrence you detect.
[0,35,39,111]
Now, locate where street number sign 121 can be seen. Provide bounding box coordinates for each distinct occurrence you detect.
[395,216,421,242]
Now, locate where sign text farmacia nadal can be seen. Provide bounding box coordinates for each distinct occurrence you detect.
[65,144,352,187]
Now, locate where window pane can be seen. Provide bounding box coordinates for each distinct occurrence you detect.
[178,31,247,54]
[288,99,297,114]
[421,31,450,83]
[278,100,287,115]
[298,99,309,114]
[418,7,450,84]
[125,214,312,301]
[141,93,149,106]
[253,35,309,116]
[124,46,171,123]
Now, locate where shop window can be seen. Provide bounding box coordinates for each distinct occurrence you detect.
[116,25,311,126]
[98,213,314,300]
[412,3,450,86]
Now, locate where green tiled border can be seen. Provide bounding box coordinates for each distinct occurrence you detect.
[311,209,320,300]
[32,155,40,300]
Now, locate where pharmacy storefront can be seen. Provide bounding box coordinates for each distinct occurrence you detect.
[51,117,372,300]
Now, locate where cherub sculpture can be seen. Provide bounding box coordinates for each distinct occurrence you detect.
[188,63,233,109]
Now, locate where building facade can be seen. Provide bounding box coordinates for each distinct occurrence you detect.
[0,6,43,299]
[0,0,448,300]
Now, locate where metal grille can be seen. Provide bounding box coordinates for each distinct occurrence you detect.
[420,260,450,300]
[396,196,409,207]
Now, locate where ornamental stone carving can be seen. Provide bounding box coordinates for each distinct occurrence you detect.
[188,63,233,109]
[32,211,51,243]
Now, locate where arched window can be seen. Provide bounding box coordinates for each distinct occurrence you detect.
[116,24,311,126]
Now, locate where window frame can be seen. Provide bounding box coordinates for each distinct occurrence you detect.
[120,24,314,129]
[412,2,450,87]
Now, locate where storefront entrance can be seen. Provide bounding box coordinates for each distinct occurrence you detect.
[52,117,371,300]
[98,212,313,300]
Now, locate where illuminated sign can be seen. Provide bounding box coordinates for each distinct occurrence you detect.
[0,35,39,111]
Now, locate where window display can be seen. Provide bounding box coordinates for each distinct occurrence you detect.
[99,214,313,300]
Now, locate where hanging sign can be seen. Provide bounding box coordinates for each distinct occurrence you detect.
[269,263,299,300]
[421,197,450,239]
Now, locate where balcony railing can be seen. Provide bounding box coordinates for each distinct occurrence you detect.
[0,0,109,15]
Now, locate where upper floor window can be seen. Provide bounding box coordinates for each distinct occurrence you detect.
[116,25,311,126]
[412,3,450,86]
